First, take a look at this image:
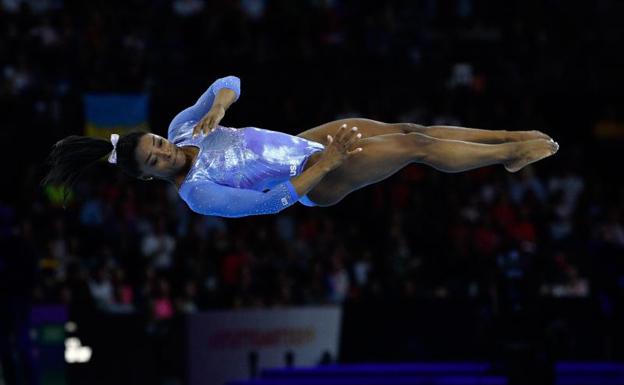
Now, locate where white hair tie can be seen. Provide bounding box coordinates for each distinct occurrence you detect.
[108,134,119,164]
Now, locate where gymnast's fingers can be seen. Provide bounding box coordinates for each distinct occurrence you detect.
[206,118,215,132]
[346,126,359,144]
[192,124,202,138]
[335,123,348,142]
[347,147,363,156]
[340,124,358,145]
[346,127,362,146]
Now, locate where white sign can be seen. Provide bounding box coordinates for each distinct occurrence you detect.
[188,306,342,385]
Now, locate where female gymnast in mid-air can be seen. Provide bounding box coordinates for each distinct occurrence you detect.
[43,76,559,218]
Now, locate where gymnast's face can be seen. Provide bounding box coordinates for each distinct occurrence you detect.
[135,133,185,180]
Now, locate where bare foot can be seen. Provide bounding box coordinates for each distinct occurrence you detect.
[504,139,559,172]
[507,130,553,142]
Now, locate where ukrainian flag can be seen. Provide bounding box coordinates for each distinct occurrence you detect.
[84,93,149,138]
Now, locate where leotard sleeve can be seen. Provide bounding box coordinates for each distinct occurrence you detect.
[179,179,299,218]
[168,76,241,142]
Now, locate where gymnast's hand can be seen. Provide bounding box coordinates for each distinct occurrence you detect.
[318,123,363,171]
[193,104,226,137]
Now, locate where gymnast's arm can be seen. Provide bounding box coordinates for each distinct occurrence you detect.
[193,88,237,136]
[168,75,241,141]
[180,159,333,218]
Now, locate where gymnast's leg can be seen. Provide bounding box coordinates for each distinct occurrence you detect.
[296,118,551,145]
[306,132,558,206]
[401,123,551,144]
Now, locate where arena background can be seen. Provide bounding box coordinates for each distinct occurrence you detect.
[1,1,624,385]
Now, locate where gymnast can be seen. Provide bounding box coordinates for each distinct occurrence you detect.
[43,76,559,218]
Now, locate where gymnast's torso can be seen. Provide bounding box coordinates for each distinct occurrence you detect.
[165,75,325,217]
[171,123,325,192]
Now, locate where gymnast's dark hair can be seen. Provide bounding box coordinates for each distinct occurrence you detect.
[41,131,148,207]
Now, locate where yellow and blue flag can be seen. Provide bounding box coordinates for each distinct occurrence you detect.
[84,93,149,138]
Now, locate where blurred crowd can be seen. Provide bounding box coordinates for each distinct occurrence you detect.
[1,0,624,345]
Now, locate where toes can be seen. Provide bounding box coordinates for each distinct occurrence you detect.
[533,130,552,140]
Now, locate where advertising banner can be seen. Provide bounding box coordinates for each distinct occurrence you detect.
[187,306,342,385]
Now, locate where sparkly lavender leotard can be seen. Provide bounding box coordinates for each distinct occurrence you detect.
[168,76,325,218]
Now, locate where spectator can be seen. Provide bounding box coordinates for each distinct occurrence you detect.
[141,218,176,271]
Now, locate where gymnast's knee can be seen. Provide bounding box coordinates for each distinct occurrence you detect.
[405,132,437,160]
[307,192,343,207]
[396,123,428,135]
[307,181,349,207]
